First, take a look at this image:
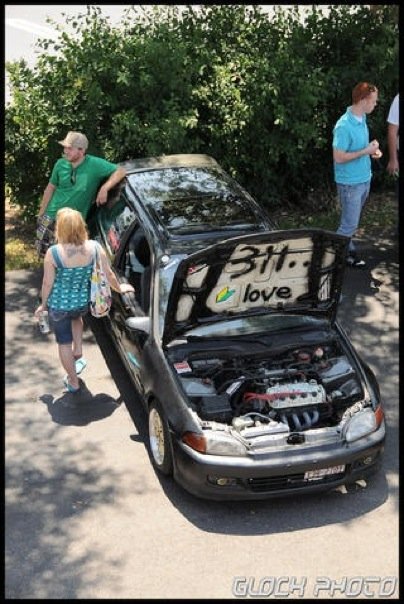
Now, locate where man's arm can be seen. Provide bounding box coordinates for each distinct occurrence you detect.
[38,183,56,216]
[333,139,380,164]
[96,167,127,205]
[386,123,399,175]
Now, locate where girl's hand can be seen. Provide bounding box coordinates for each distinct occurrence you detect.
[119,282,135,294]
[34,304,44,318]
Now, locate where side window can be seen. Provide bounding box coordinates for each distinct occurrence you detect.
[98,192,137,254]
[122,226,152,313]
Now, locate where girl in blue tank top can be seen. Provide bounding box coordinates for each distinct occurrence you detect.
[34,208,134,396]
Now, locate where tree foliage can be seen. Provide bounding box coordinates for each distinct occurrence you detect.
[5,4,398,220]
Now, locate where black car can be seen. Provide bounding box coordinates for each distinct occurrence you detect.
[87,154,385,500]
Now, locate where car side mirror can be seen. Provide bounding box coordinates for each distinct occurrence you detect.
[125,316,150,335]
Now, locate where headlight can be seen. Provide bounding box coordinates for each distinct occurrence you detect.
[205,431,247,456]
[343,409,377,443]
[182,430,247,456]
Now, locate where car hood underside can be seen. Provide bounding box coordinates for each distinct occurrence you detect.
[163,229,348,344]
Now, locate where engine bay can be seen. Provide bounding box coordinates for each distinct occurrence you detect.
[173,339,365,435]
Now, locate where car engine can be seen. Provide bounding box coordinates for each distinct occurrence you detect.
[175,341,364,433]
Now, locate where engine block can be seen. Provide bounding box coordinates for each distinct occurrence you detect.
[265,380,326,409]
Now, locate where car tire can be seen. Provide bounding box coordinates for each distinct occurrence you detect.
[148,400,173,476]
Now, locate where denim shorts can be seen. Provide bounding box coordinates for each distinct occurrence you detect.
[49,307,88,344]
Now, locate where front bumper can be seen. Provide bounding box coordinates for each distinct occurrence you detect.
[171,423,385,500]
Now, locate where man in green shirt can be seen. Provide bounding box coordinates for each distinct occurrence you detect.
[36,131,126,257]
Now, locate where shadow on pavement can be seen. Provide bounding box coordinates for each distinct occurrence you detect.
[39,391,122,427]
[85,315,149,440]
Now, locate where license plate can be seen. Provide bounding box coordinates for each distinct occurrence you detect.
[304,465,345,481]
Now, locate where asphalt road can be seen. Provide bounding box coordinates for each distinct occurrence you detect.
[5,230,399,599]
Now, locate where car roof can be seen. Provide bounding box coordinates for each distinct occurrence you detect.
[120,154,273,250]
[120,153,221,173]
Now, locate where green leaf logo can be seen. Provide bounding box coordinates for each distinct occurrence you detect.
[216,286,235,303]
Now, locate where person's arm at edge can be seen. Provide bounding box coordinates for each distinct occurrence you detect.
[386,123,399,174]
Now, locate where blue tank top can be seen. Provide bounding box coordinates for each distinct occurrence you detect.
[47,244,95,311]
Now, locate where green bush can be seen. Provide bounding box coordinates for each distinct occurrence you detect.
[5,4,398,221]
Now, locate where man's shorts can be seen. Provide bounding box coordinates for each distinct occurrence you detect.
[49,307,88,344]
[35,214,56,258]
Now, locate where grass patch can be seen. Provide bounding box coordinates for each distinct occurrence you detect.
[275,190,397,234]
[6,238,42,271]
[276,208,339,231]
[360,190,397,231]
[5,199,42,271]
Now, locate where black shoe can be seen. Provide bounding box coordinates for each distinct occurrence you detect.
[346,255,366,268]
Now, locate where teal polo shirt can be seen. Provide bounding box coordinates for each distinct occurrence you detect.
[46,154,118,219]
[333,107,372,185]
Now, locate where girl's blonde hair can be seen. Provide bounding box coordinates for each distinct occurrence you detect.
[55,208,88,245]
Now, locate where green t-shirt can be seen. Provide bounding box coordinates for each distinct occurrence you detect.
[46,154,118,219]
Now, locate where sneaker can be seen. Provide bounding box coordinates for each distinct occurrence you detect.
[63,376,83,393]
[346,255,366,268]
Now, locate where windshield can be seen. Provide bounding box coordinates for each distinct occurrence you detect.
[182,314,329,339]
[128,167,264,234]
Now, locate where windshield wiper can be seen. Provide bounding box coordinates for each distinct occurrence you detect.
[171,223,222,234]
[186,334,271,347]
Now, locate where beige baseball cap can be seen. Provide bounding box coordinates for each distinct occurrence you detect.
[58,131,89,150]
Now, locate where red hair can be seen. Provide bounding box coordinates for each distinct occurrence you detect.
[352,82,378,104]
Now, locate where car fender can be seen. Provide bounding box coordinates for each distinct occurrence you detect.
[141,338,201,435]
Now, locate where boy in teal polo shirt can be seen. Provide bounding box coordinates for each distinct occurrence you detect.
[36,131,126,257]
[333,82,382,267]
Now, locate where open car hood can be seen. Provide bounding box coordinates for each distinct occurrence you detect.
[163,229,348,344]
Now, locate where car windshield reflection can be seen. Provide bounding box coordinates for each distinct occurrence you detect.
[128,168,262,234]
[183,314,328,339]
